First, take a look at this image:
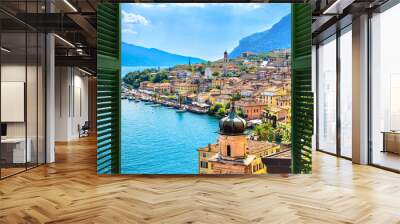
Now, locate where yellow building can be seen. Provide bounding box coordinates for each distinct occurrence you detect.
[172,81,198,94]
[208,89,222,105]
[213,94,231,105]
[268,107,289,122]
[153,83,171,93]
[198,144,218,174]
[259,87,286,107]
[198,104,280,174]
[276,95,291,109]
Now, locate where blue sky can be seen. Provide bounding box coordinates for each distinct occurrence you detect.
[121,3,290,61]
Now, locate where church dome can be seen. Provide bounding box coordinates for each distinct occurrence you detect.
[219,103,246,135]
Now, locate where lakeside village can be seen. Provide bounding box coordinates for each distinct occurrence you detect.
[122,49,293,174]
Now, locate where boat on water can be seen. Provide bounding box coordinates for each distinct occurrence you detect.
[128,96,134,101]
[175,94,187,113]
[134,99,140,102]
[151,104,161,107]
[144,101,153,105]
[189,109,207,114]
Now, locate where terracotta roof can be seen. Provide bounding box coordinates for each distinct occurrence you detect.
[247,140,278,154]
[265,148,291,159]
[209,153,255,166]
[236,99,267,107]
[198,144,219,153]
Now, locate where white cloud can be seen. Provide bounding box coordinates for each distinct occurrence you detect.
[122,28,137,35]
[121,10,149,25]
[233,3,262,9]
[249,4,261,9]
[172,3,206,8]
[130,3,166,8]
[134,3,154,8]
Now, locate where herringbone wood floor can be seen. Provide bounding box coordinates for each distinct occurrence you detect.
[1,136,399,224]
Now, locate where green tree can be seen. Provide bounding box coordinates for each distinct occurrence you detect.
[168,95,177,100]
[217,107,227,117]
[276,122,291,144]
[197,65,205,74]
[254,123,275,142]
[212,71,220,77]
[208,103,224,115]
[225,102,231,110]
[223,71,236,77]
[122,69,169,89]
[236,108,245,118]
[232,92,241,101]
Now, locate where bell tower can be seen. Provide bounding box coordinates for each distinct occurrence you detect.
[223,51,228,75]
[218,103,247,159]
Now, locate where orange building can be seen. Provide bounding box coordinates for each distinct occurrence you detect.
[139,81,155,91]
[236,99,267,120]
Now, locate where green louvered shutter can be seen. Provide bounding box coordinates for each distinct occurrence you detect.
[97,3,121,174]
[291,4,313,174]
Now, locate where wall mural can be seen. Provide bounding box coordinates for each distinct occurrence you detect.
[120,3,294,174]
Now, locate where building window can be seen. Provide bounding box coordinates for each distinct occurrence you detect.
[227,145,231,157]
[317,34,337,155]
[370,4,400,171]
[200,161,208,168]
[202,153,207,158]
[340,26,352,158]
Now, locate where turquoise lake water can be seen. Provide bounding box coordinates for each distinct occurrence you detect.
[121,100,219,174]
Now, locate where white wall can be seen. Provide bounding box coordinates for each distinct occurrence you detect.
[1,64,43,138]
[55,67,89,141]
[1,64,26,138]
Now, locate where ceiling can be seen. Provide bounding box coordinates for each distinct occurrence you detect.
[311,0,391,42]
[0,0,102,74]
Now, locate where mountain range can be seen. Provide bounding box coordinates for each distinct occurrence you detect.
[122,14,291,67]
[229,14,291,58]
[122,42,205,67]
